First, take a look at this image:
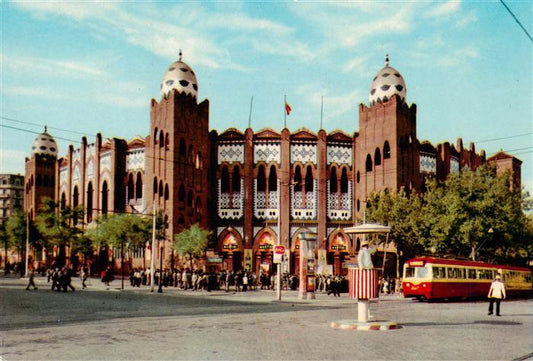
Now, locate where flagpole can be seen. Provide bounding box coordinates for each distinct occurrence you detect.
[284,95,287,129]
[320,96,324,130]
[248,96,254,129]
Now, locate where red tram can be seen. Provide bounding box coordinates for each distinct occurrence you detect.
[402,257,532,300]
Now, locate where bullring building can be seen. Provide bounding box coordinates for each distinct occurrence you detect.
[24,54,522,276]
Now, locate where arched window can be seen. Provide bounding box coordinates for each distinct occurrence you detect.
[356,171,360,183]
[195,196,202,222]
[154,127,158,145]
[165,133,170,151]
[127,174,134,201]
[232,166,241,193]
[374,148,382,166]
[153,177,158,195]
[330,168,338,193]
[73,186,79,207]
[187,190,193,208]
[178,184,186,202]
[102,181,108,215]
[164,184,169,201]
[305,166,314,192]
[268,165,277,191]
[136,173,143,199]
[159,180,163,197]
[61,192,66,210]
[257,165,266,192]
[86,182,93,223]
[383,141,391,159]
[179,138,186,157]
[188,145,194,163]
[294,166,302,191]
[221,166,230,193]
[159,130,165,148]
[195,152,202,169]
[365,154,372,172]
[341,168,349,193]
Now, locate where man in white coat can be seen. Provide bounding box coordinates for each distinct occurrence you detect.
[488,274,506,316]
[357,240,376,269]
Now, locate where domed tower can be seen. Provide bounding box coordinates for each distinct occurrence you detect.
[146,51,212,259]
[24,127,59,219]
[355,55,420,216]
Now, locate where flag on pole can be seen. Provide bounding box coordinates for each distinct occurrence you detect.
[285,100,292,116]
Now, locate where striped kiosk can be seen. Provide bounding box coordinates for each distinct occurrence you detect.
[348,268,378,322]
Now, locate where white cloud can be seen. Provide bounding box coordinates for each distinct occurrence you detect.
[12,0,117,21]
[2,54,105,79]
[2,85,65,100]
[438,46,479,67]
[425,0,462,18]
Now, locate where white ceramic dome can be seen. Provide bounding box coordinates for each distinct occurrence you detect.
[369,55,406,106]
[160,51,198,100]
[31,127,58,157]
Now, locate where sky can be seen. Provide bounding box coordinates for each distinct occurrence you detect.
[1,1,532,191]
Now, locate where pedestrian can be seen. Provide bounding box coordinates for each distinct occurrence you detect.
[488,274,506,316]
[242,273,248,292]
[25,268,38,290]
[81,266,88,289]
[51,268,60,291]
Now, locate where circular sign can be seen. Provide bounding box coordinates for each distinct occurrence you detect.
[274,245,285,255]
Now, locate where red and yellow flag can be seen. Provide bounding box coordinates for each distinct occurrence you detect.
[285,100,292,116]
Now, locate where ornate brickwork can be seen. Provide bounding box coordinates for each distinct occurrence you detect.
[254,142,280,164]
[291,143,317,164]
[218,143,244,164]
[327,144,352,166]
[126,149,145,172]
[420,153,437,173]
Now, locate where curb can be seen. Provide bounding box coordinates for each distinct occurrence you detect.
[330,320,400,331]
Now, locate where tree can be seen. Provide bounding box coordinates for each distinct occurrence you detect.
[5,209,28,273]
[87,214,151,289]
[366,165,529,266]
[35,198,84,267]
[173,224,211,270]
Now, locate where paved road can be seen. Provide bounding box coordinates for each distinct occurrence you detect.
[1,275,532,360]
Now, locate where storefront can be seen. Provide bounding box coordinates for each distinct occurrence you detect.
[327,231,350,276]
[218,229,243,271]
[253,229,276,276]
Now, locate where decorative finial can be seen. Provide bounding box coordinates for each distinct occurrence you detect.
[179,49,182,62]
[44,125,47,133]
[385,54,389,67]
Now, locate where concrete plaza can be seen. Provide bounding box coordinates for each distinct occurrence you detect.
[0,275,531,360]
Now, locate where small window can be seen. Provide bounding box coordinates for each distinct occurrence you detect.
[180,68,188,72]
[380,85,390,91]
[382,73,390,77]
[370,89,376,95]
[165,80,174,86]
[179,80,189,87]
[395,85,404,92]
[365,154,372,172]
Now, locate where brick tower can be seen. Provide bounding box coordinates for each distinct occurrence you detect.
[145,52,211,264]
[24,127,58,219]
[355,55,420,217]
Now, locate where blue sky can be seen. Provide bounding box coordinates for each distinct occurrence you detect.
[1,1,532,191]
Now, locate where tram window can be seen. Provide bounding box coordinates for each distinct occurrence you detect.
[405,267,415,278]
[433,266,446,279]
[478,269,492,280]
[417,267,429,279]
[468,269,477,279]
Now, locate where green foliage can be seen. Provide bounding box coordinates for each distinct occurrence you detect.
[87,214,151,250]
[366,165,529,265]
[173,224,211,267]
[35,198,83,248]
[5,209,27,250]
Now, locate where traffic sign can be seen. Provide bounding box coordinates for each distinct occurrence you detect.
[274,245,285,254]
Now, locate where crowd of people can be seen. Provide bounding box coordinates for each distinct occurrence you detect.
[25,264,404,298]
